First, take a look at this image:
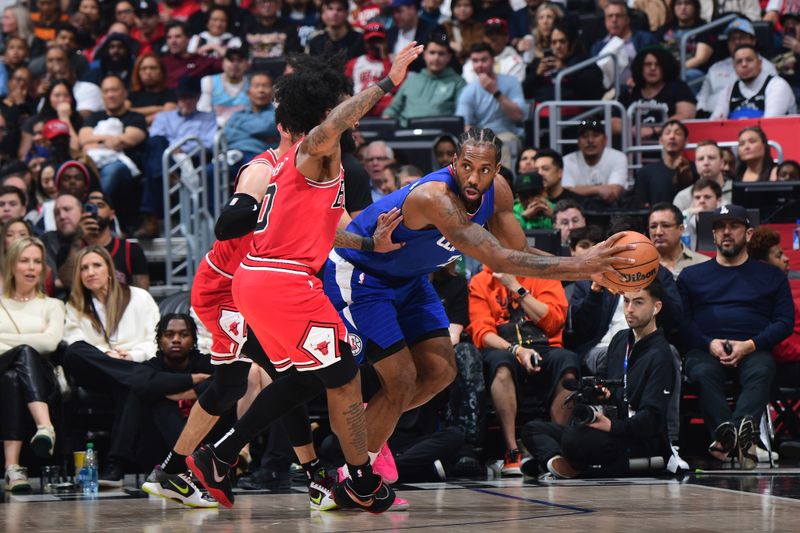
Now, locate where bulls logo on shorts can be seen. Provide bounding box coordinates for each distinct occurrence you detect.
[217,308,248,359]
[298,322,341,369]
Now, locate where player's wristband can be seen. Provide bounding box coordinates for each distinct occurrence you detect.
[376,77,396,94]
[362,236,375,252]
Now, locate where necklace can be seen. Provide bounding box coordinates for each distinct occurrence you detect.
[12,293,34,302]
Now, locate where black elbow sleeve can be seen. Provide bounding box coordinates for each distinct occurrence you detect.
[215,193,259,240]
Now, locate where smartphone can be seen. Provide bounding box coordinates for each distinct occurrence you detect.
[543,48,553,59]
[84,203,98,220]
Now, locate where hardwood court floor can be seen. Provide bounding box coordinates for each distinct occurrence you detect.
[3,472,800,532]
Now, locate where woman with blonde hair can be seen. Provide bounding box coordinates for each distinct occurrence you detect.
[0,237,65,492]
[2,5,44,57]
[61,245,159,484]
[517,2,564,64]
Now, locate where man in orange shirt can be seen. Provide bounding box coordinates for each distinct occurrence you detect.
[468,266,579,476]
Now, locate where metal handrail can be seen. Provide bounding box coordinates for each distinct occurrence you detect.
[212,129,229,220]
[679,14,737,81]
[533,99,630,155]
[625,139,785,164]
[550,54,619,148]
[554,53,620,104]
[628,101,669,167]
[162,135,211,289]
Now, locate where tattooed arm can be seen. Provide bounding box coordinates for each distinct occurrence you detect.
[416,187,634,282]
[487,174,551,256]
[298,42,424,160]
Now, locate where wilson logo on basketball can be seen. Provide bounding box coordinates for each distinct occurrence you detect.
[621,269,656,283]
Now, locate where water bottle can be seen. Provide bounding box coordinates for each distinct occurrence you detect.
[680,212,692,248]
[82,442,99,495]
[793,219,800,251]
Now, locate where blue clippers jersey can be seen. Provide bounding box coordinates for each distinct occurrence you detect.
[335,166,495,281]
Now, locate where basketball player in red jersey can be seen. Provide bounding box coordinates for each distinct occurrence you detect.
[143,120,402,509]
[185,43,424,512]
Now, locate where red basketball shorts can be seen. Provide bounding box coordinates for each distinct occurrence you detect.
[232,263,347,372]
[191,260,249,365]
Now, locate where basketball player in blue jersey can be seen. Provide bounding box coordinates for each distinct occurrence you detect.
[324,127,636,471]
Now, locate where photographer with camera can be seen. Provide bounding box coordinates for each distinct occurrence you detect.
[468,266,579,476]
[521,279,674,479]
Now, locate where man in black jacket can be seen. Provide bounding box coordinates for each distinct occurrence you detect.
[99,314,227,504]
[522,279,674,478]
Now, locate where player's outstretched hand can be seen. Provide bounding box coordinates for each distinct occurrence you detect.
[577,231,636,286]
[373,207,405,253]
[388,42,425,86]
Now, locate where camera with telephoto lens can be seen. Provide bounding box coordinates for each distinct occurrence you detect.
[563,376,622,426]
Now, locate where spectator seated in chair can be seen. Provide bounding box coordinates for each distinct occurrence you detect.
[696,17,779,117]
[648,202,709,280]
[673,140,731,211]
[468,265,579,476]
[678,205,794,469]
[61,191,150,289]
[746,227,799,388]
[382,32,466,127]
[562,120,629,209]
[198,47,251,128]
[137,75,217,238]
[711,44,797,120]
[522,279,675,479]
[0,237,65,493]
[512,172,553,230]
[98,313,222,487]
[553,199,586,246]
[634,120,696,209]
[61,246,160,480]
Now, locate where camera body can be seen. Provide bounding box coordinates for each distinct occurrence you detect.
[565,376,622,426]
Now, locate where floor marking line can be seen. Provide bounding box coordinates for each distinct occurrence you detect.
[471,487,596,513]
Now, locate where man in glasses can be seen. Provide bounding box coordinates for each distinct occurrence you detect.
[363,140,397,201]
[647,202,708,280]
[562,120,628,208]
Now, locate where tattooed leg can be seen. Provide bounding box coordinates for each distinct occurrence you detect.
[326,372,370,465]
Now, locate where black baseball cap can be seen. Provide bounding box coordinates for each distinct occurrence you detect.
[514,172,544,194]
[224,47,248,61]
[577,120,605,136]
[709,204,751,228]
[136,0,158,16]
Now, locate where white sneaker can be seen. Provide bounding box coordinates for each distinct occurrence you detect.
[30,425,56,458]
[755,446,779,463]
[5,464,31,493]
[141,467,219,508]
[667,445,690,473]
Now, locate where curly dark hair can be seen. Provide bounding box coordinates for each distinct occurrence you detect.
[747,226,781,261]
[457,128,503,163]
[155,312,199,352]
[631,46,679,87]
[274,53,352,136]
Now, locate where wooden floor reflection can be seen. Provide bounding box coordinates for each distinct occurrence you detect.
[3,474,800,532]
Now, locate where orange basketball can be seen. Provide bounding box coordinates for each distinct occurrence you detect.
[601,231,660,293]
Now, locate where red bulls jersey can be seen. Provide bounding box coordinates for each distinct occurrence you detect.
[242,139,345,274]
[203,148,278,277]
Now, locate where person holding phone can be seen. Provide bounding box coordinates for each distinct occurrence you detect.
[62,191,150,289]
[522,22,604,103]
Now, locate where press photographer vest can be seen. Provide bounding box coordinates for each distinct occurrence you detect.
[728,75,773,119]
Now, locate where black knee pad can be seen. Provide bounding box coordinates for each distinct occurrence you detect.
[198,362,251,416]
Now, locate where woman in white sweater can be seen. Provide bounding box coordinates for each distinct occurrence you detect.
[62,245,160,479]
[0,237,65,493]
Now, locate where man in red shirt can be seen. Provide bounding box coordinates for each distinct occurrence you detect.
[161,21,222,89]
